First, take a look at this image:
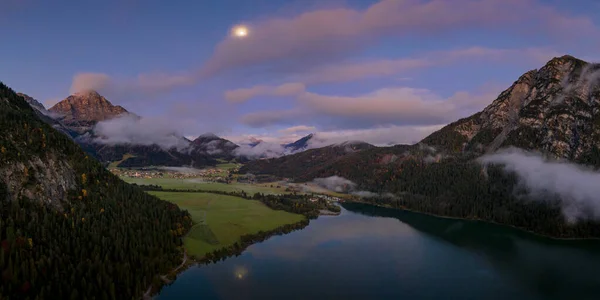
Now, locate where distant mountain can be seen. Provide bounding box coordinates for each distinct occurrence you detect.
[191,133,239,160]
[237,55,600,238]
[35,90,218,168]
[283,133,314,152]
[0,81,192,299]
[247,137,263,147]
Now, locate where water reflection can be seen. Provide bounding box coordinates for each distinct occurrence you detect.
[343,203,600,300]
[159,204,600,300]
[233,265,248,280]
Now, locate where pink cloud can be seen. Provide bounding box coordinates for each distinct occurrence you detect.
[279,125,317,134]
[200,0,598,77]
[224,82,305,103]
[222,47,559,103]
[240,84,503,128]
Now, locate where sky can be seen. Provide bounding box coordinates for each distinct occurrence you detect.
[1,0,599,146]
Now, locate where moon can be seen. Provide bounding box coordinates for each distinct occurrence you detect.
[232,26,248,38]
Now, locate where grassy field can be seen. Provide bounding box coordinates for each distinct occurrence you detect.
[149,191,305,257]
[123,177,288,194]
[216,162,240,170]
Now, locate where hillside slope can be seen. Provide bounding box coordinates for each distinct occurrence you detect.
[237,55,600,238]
[422,55,600,164]
[240,141,375,179]
[0,82,192,299]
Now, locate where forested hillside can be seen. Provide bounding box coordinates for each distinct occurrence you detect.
[236,55,600,238]
[239,141,375,178]
[0,82,193,299]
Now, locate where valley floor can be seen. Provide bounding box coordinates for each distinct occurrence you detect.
[148,191,305,258]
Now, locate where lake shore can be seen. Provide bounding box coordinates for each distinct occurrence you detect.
[347,199,600,241]
[143,217,310,298]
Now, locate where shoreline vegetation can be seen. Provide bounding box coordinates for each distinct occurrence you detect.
[347,198,600,242]
[143,218,310,299]
[136,184,338,298]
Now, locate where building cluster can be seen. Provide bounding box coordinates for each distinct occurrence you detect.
[314,194,344,202]
[109,167,229,180]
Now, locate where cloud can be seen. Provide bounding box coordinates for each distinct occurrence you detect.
[225,124,442,151]
[223,47,559,103]
[278,125,316,134]
[92,114,191,150]
[307,125,444,147]
[69,71,197,97]
[232,141,286,159]
[312,176,356,193]
[70,73,111,94]
[299,58,433,84]
[479,147,600,222]
[312,176,383,198]
[199,0,598,77]
[240,85,502,129]
[224,82,305,103]
[296,47,560,84]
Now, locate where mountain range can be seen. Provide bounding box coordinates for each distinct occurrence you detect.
[240,55,600,238]
[244,55,600,179]
[18,91,326,167]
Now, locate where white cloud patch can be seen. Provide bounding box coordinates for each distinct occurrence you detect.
[479,147,600,222]
[313,176,356,193]
[93,114,191,150]
[233,141,286,159]
[312,176,381,198]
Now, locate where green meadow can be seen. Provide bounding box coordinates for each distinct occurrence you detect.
[122,177,288,194]
[149,191,305,257]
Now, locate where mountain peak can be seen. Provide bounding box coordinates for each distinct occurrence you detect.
[422,54,600,160]
[48,91,128,128]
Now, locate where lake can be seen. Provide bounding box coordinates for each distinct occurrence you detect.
[158,203,600,300]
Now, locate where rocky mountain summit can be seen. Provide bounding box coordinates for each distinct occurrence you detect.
[423,55,600,164]
[49,90,130,133]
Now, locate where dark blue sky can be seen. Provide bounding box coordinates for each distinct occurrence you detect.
[2,0,598,145]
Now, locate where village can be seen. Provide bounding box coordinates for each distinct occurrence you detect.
[109,166,231,181]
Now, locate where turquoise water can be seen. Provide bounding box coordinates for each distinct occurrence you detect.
[158,203,600,300]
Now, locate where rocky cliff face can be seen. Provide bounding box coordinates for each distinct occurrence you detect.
[1,84,78,207]
[422,55,600,164]
[48,90,129,133]
[17,92,45,111]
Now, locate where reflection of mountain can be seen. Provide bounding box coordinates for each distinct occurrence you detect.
[343,203,600,300]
